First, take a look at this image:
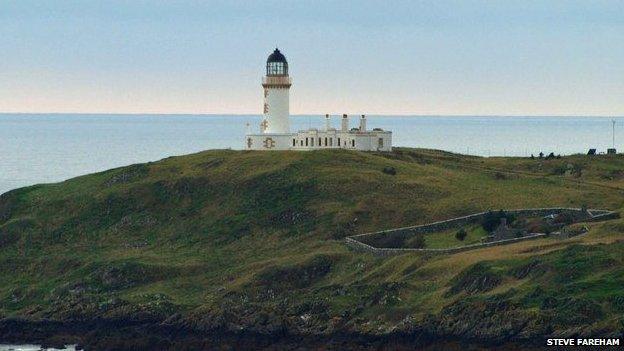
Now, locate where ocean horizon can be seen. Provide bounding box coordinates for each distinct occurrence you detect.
[1,113,621,195]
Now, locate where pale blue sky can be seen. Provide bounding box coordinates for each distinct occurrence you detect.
[1,0,622,115]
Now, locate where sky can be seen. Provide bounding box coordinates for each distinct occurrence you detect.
[0,0,623,116]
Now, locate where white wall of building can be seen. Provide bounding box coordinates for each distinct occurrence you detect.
[245,130,392,152]
[264,87,290,134]
[246,133,294,150]
[246,117,392,152]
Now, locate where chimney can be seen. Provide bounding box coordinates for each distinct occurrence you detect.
[341,114,349,132]
[360,114,367,132]
[325,114,331,131]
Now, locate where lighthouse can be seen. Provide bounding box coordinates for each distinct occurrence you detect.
[245,48,392,151]
[261,48,291,134]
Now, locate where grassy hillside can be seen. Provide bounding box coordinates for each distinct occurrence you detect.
[1,148,623,347]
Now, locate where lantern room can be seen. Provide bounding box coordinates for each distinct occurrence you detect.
[266,48,288,76]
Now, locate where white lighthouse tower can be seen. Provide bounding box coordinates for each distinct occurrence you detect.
[245,48,392,151]
[261,48,291,134]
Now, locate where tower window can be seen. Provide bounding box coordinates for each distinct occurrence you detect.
[266,62,287,76]
[318,137,321,146]
[324,137,328,146]
[292,138,296,146]
[338,138,341,146]
[305,138,309,146]
[352,140,355,147]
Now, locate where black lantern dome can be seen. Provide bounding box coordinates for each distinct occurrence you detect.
[266,48,288,76]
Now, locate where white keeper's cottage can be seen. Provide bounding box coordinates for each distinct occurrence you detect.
[245,48,392,151]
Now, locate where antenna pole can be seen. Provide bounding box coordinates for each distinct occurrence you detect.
[613,119,616,149]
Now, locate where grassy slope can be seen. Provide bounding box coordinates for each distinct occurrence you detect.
[1,148,623,340]
[423,224,488,249]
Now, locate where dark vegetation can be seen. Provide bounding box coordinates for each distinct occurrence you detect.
[481,210,516,232]
[455,228,467,241]
[382,166,397,175]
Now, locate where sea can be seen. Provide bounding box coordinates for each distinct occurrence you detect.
[0,114,620,195]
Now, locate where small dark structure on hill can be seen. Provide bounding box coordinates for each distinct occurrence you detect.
[486,218,525,242]
[607,148,617,154]
[587,148,597,155]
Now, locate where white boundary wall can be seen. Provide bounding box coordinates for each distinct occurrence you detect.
[345,207,618,256]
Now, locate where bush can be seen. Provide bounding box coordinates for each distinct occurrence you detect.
[482,210,516,232]
[455,228,467,241]
[382,166,397,175]
[552,212,575,226]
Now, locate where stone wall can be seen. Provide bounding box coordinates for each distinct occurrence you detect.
[345,233,548,256]
[345,207,618,256]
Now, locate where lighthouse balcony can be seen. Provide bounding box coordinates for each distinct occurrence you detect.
[262,76,292,88]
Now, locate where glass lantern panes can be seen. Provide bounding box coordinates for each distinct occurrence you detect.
[266,61,288,76]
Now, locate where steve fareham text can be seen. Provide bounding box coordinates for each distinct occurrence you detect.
[547,338,620,346]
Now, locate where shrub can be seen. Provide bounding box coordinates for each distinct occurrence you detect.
[482,210,516,232]
[455,228,467,241]
[382,166,397,175]
[552,212,575,226]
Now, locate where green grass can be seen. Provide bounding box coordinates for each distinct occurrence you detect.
[1,148,623,339]
[424,224,488,249]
